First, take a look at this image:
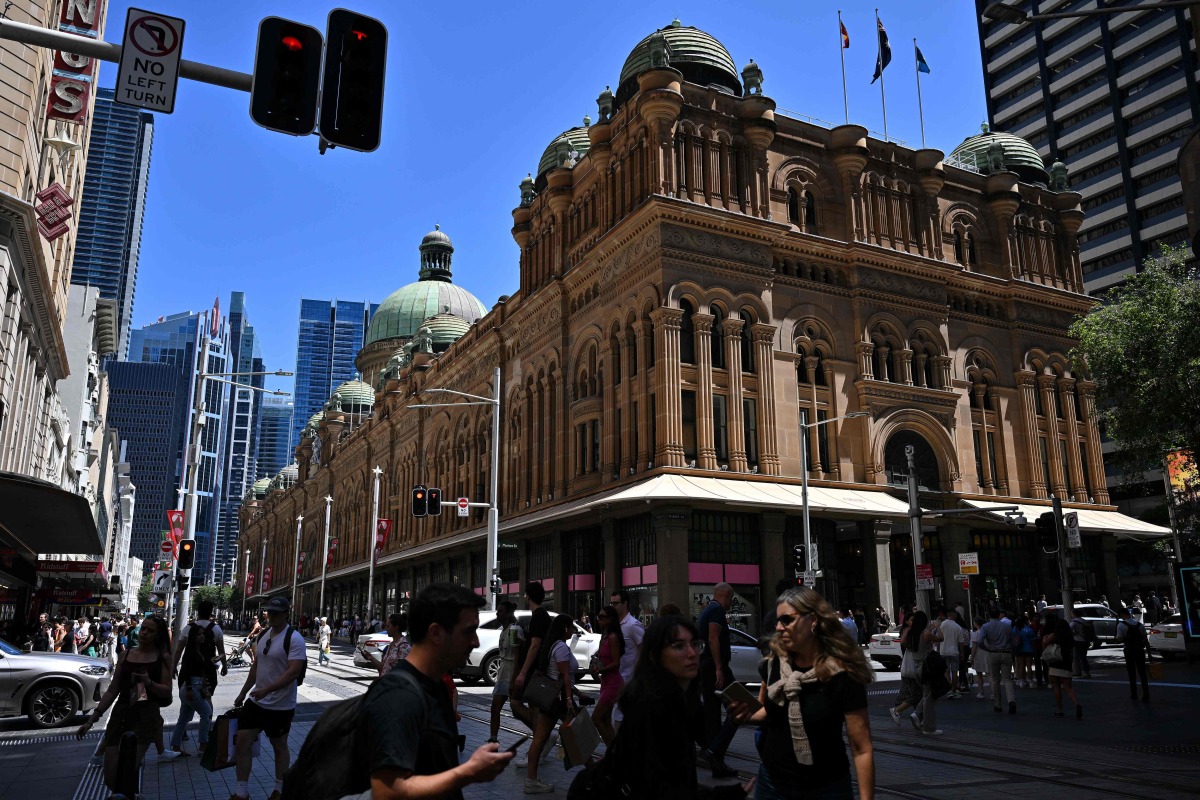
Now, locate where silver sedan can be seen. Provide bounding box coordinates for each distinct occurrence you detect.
[0,638,111,728]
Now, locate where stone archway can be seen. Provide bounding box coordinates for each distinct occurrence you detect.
[883,430,941,490]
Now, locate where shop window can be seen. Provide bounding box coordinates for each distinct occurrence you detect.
[527,536,553,579]
[618,515,656,567]
[689,512,760,563]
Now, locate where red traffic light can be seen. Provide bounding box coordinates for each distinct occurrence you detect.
[351,29,368,41]
[282,35,304,51]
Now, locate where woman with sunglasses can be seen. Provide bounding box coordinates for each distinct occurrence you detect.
[729,588,875,800]
[589,604,625,744]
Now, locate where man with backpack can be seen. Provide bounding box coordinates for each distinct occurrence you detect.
[163,600,227,758]
[231,595,308,800]
[510,581,552,732]
[1116,605,1150,702]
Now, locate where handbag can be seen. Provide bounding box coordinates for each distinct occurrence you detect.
[900,649,919,681]
[1041,643,1062,663]
[524,672,560,713]
[560,708,601,768]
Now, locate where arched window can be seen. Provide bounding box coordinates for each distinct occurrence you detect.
[884,431,940,489]
[804,190,817,230]
[710,306,725,368]
[953,231,965,264]
[787,187,800,225]
[967,233,978,266]
[740,311,754,371]
[680,300,696,364]
[923,351,936,389]
[813,349,826,386]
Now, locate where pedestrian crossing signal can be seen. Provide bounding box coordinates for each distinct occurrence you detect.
[427,487,442,516]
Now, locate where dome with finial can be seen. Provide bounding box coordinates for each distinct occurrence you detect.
[251,477,271,499]
[329,379,375,414]
[616,19,742,107]
[949,124,1049,185]
[269,463,299,492]
[421,310,473,346]
[535,121,593,183]
[301,410,325,439]
[364,227,488,347]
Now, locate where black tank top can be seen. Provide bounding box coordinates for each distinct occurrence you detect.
[116,652,165,703]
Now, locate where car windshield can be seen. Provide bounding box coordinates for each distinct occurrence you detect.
[0,638,19,655]
[1161,614,1181,625]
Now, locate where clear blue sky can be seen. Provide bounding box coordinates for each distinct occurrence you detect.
[96,0,989,393]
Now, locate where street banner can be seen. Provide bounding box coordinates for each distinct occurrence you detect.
[262,566,272,592]
[246,573,255,595]
[297,551,307,579]
[374,519,392,565]
[165,509,185,547]
[327,537,339,567]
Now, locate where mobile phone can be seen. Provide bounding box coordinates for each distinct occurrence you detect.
[505,735,530,754]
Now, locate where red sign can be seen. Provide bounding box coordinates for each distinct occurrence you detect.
[915,564,933,580]
[262,566,272,592]
[34,184,74,241]
[47,0,105,122]
[245,573,255,595]
[327,537,339,567]
[374,519,392,565]
[165,509,185,547]
[160,540,174,555]
[37,559,104,574]
[297,551,307,579]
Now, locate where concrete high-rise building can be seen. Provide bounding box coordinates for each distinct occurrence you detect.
[291,299,377,452]
[214,293,264,586]
[124,303,231,584]
[257,396,294,479]
[71,88,154,359]
[975,2,1199,295]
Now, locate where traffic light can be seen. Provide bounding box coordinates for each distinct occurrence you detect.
[319,10,388,151]
[792,544,805,573]
[177,538,197,570]
[490,576,502,596]
[250,17,323,135]
[1036,512,1059,553]
[427,487,442,516]
[412,485,428,517]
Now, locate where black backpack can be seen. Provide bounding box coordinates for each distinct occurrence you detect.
[282,667,426,800]
[922,651,951,698]
[182,621,218,682]
[1122,620,1147,650]
[284,626,308,686]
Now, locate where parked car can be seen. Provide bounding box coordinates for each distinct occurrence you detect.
[1044,604,1120,646]
[867,627,903,670]
[1148,613,1186,660]
[728,627,768,685]
[0,638,111,728]
[354,630,390,669]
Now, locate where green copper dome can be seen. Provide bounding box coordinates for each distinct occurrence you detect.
[330,379,375,412]
[536,125,593,181]
[422,312,473,346]
[251,477,271,499]
[365,226,488,347]
[269,463,298,492]
[949,126,1049,184]
[616,20,741,106]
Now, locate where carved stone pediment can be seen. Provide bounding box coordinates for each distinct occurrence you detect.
[1013,302,1076,331]
[854,379,962,429]
[855,267,946,304]
[661,223,771,268]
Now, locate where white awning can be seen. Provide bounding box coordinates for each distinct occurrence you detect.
[597,474,912,516]
[962,499,1172,539]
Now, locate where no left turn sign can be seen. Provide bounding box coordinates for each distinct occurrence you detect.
[116,8,185,113]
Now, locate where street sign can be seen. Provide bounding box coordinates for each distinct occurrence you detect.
[1064,512,1082,548]
[116,8,185,113]
[153,569,172,593]
[915,563,935,590]
[159,540,174,555]
[954,574,968,582]
[958,552,979,575]
[457,497,469,517]
[802,575,816,588]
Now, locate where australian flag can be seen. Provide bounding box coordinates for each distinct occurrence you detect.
[872,17,892,83]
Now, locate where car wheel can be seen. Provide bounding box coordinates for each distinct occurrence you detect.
[26,683,80,729]
[482,652,501,687]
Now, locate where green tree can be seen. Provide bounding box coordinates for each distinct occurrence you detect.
[137,574,153,611]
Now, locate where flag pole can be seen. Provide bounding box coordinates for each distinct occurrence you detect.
[877,9,888,142]
[915,38,926,148]
[838,10,849,124]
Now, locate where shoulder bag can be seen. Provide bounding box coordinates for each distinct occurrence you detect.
[1041,643,1062,663]
[524,671,560,713]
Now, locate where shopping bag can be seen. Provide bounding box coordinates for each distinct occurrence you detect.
[201,708,260,771]
[560,708,600,769]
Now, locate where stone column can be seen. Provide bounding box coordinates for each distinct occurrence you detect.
[899,348,914,385]
[876,346,891,382]
[601,519,618,598]
[533,381,544,500]
[914,352,928,388]
[620,338,635,475]
[760,512,787,613]
[693,313,716,470]
[973,386,993,489]
[1016,370,1047,499]
[633,321,652,468]
[862,519,895,623]
[823,362,842,480]
[804,356,822,474]
[723,317,747,471]
[1077,382,1109,504]
[856,342,875,379]
[552,367,567,498]
[752,323,780,476]
[935,356,953,391]
[651,307,685,467]
[653,506,691,610]
[1038,375,1067,498]
[1057,377,1087,501]
[601,350,617,482]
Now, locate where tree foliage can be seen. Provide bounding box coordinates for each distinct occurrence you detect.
[191,584,234,614]
[1070,245,1200,478]
[137,574,153,611]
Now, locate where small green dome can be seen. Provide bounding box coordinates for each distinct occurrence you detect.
[269,463,298,492]
[949,127,1049,184]
[616,20,741,106]
[330,379,375,412]
[536,126,592,181]
[251,477,271,499]
[422,312,472,345]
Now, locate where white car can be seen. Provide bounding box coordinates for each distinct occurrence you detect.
[868,627,903,670]
[1148,613,1186,660]
[728,627,768,685]
[354,631,390,669]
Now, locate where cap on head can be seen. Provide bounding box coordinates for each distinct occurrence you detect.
[264,596,291,614]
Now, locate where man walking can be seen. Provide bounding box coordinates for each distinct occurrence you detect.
[939,609,965,698]
[231,596,307,800]
[1036,594,1048,614]
[697,583,738,779]
[609,588,645,731]
[1117,605,1150,702]
[979,608,1017,714]
[358,583,512,798]
[1070,608,1093,679]
[510,581,551,733]
[32,613,54,652]
[164,599,227,759]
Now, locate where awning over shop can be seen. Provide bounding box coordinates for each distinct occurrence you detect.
[962,499,1172,540]
[0,471,101,555]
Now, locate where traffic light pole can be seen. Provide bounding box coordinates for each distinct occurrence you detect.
[1053,496,1074,622]
[905,445,930,616]
[320,495,332,619]
[366,466,382,624]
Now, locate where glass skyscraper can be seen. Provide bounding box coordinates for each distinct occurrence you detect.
[72,88,154,359]
[291,299,377,451]
[257,396,294,479]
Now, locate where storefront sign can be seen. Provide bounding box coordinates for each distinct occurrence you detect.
[37,559,105,575]
[34,184,74,240]
[49,587,99,604]
[48,0,106,123]
[958,552,979,575]
[0,548,16,569]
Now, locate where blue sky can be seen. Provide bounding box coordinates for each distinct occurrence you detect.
[95,0,990,393]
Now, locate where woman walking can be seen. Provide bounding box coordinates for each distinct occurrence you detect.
[589,604,625,745]
[969,620,989,699]
[1041,611,1083,719]
[317,617,331,666]
[363,612,410,677]
[524,614,579,794]
[76,615,173,793]
[489,601,524,743]
[729,587,875,800]
[1014,615,1036,688]
[888,610,942,735]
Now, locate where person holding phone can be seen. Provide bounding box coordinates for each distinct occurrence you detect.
[728,587,875,800]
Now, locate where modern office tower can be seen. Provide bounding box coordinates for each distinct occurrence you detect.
[124,302,230,584]
[257,396,294,479]
[105,361,189,571]
[291,299,377,451]
[214,293,264,586]
[72,88,155,359]
[975,2,1199,295]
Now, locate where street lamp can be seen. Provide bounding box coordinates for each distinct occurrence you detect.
[292,515,303,614]
[320,495,332,619]
[800,411,869,579]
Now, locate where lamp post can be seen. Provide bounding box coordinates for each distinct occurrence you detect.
[410,367,502,611]
[366,466,382,624]
[800,411,869,580]
[292,515,303,614]
[241,549,250,627]
[320,495,332,618]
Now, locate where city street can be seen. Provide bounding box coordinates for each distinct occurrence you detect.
[1,638,1197,800]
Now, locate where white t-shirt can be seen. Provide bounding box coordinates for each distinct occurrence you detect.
[545,640,579,681]
[181,620,225,647]
[318,624,331,646]
[253,626,308,710]
[618,612,645,682]
[938,619,964,656]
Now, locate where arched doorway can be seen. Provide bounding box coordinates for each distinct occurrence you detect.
[884,431,941,490]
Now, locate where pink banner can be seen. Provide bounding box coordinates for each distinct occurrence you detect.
[724,564,760,585]
[568,574,597,592]
[688,563,723,583]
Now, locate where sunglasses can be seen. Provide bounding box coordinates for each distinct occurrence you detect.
[667,639,706,654]
[777,611,813,628]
